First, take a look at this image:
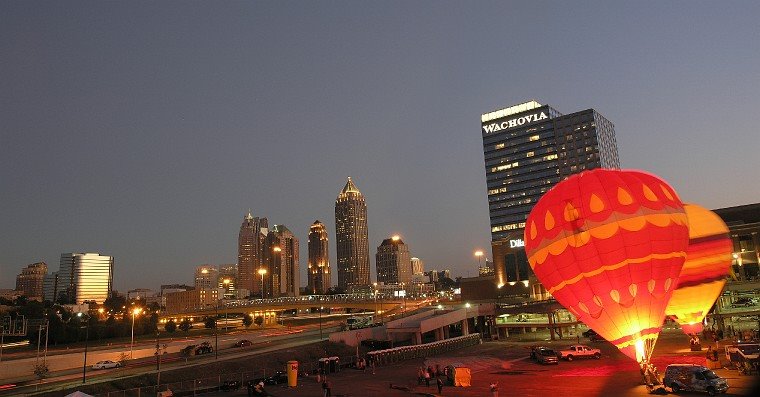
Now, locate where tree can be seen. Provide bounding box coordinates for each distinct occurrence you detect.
[179,319,192,334]
[164,319,177,333]
[254,316,264,327]
[204,317,216,329]
[242,315,253,329]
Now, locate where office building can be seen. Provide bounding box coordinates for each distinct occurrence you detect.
[411,257,424,275]
[57,253,114,304]
[264,225,300,297]
[15,262,47,299]
[308,220,331,294]
[218,264,238,299]
[165,288,220,315]
[238,212,269,296]
[335,177,370,290]
[714,203,760,281]
[481,100,620,290]
[376,235,413,285]
[194,265,218,290]
[43,271,60,302]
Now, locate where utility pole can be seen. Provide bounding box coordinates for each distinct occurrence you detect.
[155,330,161,386]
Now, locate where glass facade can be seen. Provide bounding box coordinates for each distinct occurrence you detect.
[481,101,620,289]
[58,252,114,304]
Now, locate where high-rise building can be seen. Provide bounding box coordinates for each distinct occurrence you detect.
[411,257,424,275]
[335,177,370,290]
[308,220,331,294]
[264,225,300,297]
[43,271,60,302]
[481,100,620,289]
[15,262,47,299]
[194,265,218,290]
[217,264,238,299]
[238,212,268,296]
[57,253,114,304]
[376,235,412,285]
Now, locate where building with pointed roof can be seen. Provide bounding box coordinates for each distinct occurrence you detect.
[238,211,268,296]
[335,177,370,290]
[308,220,331,294]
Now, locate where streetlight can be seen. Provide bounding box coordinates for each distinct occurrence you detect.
[475,250,484,271]
[258,268,267,299]
[77,312,90,384]
[130,307,143,359]
[222,279,231,330]
[319,306,323,340]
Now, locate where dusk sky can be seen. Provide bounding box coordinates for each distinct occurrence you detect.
[2,1,759,292]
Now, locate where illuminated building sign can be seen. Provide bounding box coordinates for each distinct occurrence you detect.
[510,239,525,248]
[482,112,548,134]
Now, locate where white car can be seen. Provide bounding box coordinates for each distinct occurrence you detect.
[92,360,122,370]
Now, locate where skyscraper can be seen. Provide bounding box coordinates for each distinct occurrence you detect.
[335,177,370,291]
[238,211,268,296]
[375,235,412,285]
[264,225,300,297]
[16,262,47,299]
[218,264,238,299]
[308,220,331,294]
[481,100,620,289]
[58,253,114,304]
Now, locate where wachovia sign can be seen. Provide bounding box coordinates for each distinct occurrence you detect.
[482,112,548,134]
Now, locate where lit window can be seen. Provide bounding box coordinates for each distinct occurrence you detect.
[526,151,534,157]
[495,143,505,149]
[529,135,540,142]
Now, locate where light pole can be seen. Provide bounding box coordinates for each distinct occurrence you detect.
[130,307,142,359]
[258,268,267,299]
[373,283,378,320]
[401,283,406,315]
[222,279,231,330]
[475,250,484,273]
[77,312,90,384]
[319,306,323,340]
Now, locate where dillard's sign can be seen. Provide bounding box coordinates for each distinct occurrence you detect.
[482,112,548,134]
[510,239,525,248]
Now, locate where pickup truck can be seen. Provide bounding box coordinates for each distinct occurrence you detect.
[557,345,601,361]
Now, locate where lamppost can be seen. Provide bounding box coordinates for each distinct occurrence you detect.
[258,268,267,299]
[319,306,323,340]
[475,250,484,273]
[401,282,406,315]
[130,307,142,358]
[77,312,90,384]
[222,279,231,330]
[373,283,378,319]
[155,329,161,386]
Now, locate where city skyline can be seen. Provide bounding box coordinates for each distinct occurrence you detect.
[2,2,759,291]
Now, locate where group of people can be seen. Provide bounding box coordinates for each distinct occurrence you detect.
[247,381,268,396]
[416,365,445,393]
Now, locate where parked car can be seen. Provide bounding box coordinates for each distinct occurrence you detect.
[535,347,559,365]
[248,371,288,387]
[220,380,241,391]
[92,360,121,370]
[195,341,213,355]
[582,329,597,338]
[663,364,728,395]
[233,339,253,348]
[557,345,601,361]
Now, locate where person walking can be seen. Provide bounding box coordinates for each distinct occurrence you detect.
[490,381,499,397]
[436,377,444,394]
[326,378,333,397]
[424,369,431,386]
[417,367,424,385]
[322,378,328,397]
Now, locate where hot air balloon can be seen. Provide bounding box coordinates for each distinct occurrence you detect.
[524,169,689,364]
[666,204,732,335]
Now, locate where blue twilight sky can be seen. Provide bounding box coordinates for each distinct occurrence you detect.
[2,1,759,292]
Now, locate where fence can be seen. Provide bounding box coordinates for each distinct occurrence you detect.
[367,334,481,366]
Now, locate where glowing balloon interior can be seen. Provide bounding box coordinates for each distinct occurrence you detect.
[524,169,689,363]
[665,204,732,335]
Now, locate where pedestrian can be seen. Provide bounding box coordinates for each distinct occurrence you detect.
[435,364,442,376]
[326,378,333,397]
[490,381,499,397]
[424,369,431,386]
[417,367,424,385]
[322,378,328,397]
[436,377,443,394]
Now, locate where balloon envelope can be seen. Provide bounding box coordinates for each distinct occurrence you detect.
[524,169,689,363]
[666,204,732,335]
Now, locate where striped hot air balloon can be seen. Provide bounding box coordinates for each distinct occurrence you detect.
[524,169,689,363]
[666,204,732,335]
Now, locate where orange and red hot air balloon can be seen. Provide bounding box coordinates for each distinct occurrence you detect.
[666,204,732,335]
[524,169,689,364]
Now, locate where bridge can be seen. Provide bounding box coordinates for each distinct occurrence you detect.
[162,293,438,320]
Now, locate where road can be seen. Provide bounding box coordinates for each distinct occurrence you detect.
[0,323,339,396]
